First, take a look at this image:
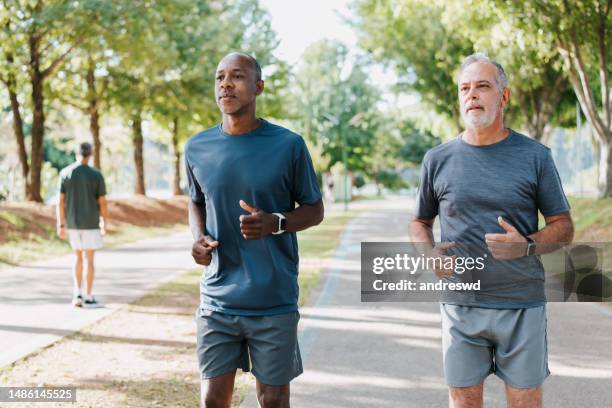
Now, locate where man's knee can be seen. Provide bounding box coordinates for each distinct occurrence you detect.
[505,384,542,408]
[448,383,483,408]
[201,374,234,408]
[256,384,289,408]
[202,394,230,408]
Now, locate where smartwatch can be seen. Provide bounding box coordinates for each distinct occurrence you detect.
[272,213,286,235]
[525,236,536,256]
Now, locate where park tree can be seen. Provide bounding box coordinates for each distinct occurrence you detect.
[437,0,575,143]
[51,3,117,171]
[497,0,612,196]
[148,0,284,195]
[0,0,100,201]
[350,0,574,141]
[293,40,380,174]
[350,0,472,134]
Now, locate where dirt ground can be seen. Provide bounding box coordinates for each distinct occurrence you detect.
[0,195,189,244]
[0,269,223,408]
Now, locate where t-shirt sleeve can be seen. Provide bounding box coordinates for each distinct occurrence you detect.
[291,137,322,205]
[536,149,570,216]
[97,174,107,197]
[59,173,66,194]
[415,156,438,219]
[185,153,205,204]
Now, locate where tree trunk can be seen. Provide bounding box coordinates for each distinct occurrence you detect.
[90,108,101,169]
[171,116,182,196]
[26,31,45,203]
[5,53,30,198]
[600,139,612,197]
[86,63,102,169]
[131,113,146,195]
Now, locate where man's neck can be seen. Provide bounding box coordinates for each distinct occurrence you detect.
[79,158,89,165]
[462,120,509,146]
[221,112,261,136]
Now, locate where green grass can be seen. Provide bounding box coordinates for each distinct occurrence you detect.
[567,197,612,238]
[537,197,612,240]
[0,210,27,229]
[297,209,361,306]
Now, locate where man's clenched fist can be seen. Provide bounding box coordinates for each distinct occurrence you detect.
[192,235,219,266]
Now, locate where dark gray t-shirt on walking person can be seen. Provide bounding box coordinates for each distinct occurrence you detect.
[59,163,106,230]
[416,129,570,308]
[185,119,322,316]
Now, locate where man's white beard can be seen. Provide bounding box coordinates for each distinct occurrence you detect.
[461,98,502,129]
[461,107,497,129]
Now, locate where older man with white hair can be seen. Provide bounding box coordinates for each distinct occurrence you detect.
[410,53,574,408]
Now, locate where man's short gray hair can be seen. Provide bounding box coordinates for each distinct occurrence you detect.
[459,53,508,90]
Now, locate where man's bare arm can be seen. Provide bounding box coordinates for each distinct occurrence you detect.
[188,199,218,266]
[238,199,324,240]
[188,199,206,241]
[528,212,574,255]
[98,195,107,233]
[284,199,324,232]
[410,216,456,278]
[56,193,67,239]
[409,217,435,248]
[56,193,66,227]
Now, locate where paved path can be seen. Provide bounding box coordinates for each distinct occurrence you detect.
[241,197,612,407]
[0,232,197,368]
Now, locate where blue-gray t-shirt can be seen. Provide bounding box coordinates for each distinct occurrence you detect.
[415,130,570,308]
[184,119,322,316]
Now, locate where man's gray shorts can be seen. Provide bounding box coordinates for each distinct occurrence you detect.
[196,309,302,386]
[440,303,549,388]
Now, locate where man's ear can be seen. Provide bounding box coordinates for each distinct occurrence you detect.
[255,80,264,96]
[501,87,510,108]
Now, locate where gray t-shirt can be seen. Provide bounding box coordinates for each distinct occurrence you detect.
[416,129,570,308]
[185,119,322,316]
[59,162,106,229]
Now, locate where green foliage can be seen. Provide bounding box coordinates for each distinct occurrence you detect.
[350,0,575,140]
[43,137,75,172]
[292,40,380,173]
[376,169,407,190]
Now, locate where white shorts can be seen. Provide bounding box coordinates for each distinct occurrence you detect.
[68,229,103,250]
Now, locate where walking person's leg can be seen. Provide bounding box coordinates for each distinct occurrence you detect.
[201,370,236,408]
[84,249,95,297]
[72,249,83,306]
[505,385,542,408]
[256,382,289,408]
[448,383,484,408]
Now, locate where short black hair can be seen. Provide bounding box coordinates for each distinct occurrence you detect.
[79,142,92,157]
[223,52,262,81]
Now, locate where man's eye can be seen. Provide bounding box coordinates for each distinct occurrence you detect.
[216,76,223,81]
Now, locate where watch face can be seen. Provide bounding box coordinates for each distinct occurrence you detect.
[280,217,287,231]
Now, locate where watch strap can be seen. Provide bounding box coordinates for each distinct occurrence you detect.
[272,213,286,235]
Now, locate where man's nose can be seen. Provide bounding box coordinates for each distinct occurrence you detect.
[466,85,478,100]
[220,77,234,89]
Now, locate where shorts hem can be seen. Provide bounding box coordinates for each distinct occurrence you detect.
[200,363,249,380]
[250,367,303,386]
[446,371,492,388]
[495,370,549,389]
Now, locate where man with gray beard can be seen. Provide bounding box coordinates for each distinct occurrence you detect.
[410,53,574,408]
